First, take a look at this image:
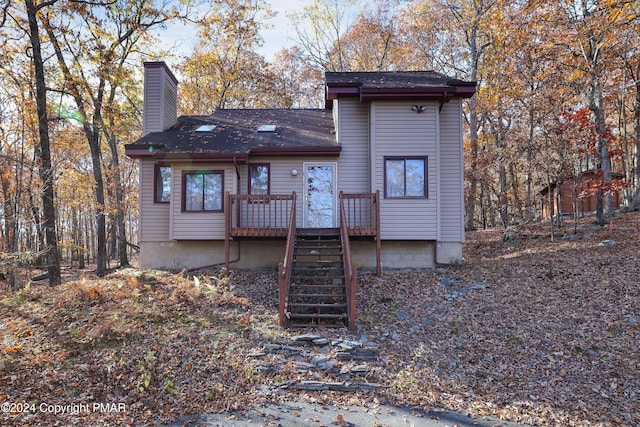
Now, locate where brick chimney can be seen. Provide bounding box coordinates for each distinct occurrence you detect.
[142,61,178,136]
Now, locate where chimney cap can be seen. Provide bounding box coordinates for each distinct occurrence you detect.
[143,61,178,85]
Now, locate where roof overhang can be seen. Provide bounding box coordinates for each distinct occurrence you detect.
[143,153,250,163]
[124,144,166,157]
[125,144,341,160]
[325,80,477,109]
[249,146,341,156]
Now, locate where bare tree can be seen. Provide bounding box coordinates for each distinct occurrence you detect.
[24,0,61,286]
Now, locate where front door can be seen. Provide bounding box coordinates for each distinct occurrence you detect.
[303,162,337,228]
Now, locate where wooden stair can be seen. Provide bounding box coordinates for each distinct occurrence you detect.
[286,228,348,328]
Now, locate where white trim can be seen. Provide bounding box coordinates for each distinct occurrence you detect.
[435,102,441,241]
[302,162,338,228]
[370,102,376,193]
[169,166,176,240]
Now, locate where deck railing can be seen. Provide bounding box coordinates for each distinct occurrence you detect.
[340,191,379,236]
[225,191,380,276]
[225,192,296,270]
[278,193,297,327]
[340,190,381,275]
[339,194,357,331]
[226,193,296,237]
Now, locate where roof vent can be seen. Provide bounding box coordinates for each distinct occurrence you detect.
[195,124,216,132]
[257,124,276,132]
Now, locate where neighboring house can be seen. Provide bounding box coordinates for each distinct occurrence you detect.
[126,61,476,328]
[540,170,623,219]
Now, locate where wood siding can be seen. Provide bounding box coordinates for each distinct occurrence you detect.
[139,159,170,242]
[540,171,622,218]
[372,101,438,240]
[438,98,465,242]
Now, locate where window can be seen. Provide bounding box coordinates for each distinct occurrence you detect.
[249,164,270,195]
[257,124,276,132]
[155,165,171,203]
[384,157,427,198]
[195,124,216,132]
[183,171,224,212]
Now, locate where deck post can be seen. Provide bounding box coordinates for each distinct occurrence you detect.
[278,192,296,328]
[375,190,381,276]
[224,192,230,272]
[348,266,357,330]
[278,262,287,327]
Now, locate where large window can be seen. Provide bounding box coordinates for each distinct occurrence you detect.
[183,171,224,212]
[384,157,427,199]
[155,165,171,203]
[249,163,270,195]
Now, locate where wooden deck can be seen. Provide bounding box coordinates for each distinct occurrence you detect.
[224,191,381,276]
[222,191,381,330]
[226,193,295,238]
[225,191,380,239]
[340,192,379,237]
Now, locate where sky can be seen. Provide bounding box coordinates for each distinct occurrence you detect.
[260,0,305,58]
[155,0,310,63]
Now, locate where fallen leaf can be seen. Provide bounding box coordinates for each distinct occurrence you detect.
[332,413,347,426]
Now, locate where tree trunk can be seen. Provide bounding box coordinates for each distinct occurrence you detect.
[88,214,95,264]
[465,96,479,231]
[73,209,85,269]
[555,182,563,228]
[86,128,108,276]
[462,1,487,231]
[27,186,44,253]
[1,176,16,253]
[510,163,522,221]
[589,78,612,223]
[635,60,640,189]
[43,19,108,277]
[499,162,507,227]
[107,134,129,267]
[25,0,61,286]
[547,175,555,242]
[524,111,535,222]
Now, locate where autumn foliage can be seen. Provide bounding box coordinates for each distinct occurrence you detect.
[1,211,639,426]
[1,0,640,279]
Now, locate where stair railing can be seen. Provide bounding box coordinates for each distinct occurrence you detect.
[339,191,357,331]
[278,192,297,328]
[340,191,381,276]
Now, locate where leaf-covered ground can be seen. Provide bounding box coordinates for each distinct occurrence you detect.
[1,212,638,426]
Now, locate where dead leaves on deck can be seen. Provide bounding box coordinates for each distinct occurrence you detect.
[0,212,639,426]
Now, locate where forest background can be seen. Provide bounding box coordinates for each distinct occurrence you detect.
[1,0,639,287]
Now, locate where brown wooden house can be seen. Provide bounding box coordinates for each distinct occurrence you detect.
[540,170,623,219]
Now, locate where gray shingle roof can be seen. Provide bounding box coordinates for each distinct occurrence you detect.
[127,109,338,158]
[325,71,473,89]
[126,72,476,159]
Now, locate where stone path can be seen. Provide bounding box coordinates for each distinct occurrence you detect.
[160,273,535,427]
[248,334,384,393]
[440,277,490,302]
[158,331,531,426]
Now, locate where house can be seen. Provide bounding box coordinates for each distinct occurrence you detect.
[126,61,476,328]
[540,170,623,219]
